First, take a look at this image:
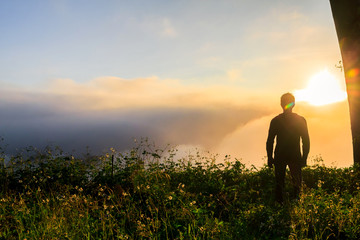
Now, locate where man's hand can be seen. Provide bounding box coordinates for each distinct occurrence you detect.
[268,156,274,168]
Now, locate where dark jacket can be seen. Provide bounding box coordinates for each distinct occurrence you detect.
[266,112,310,163]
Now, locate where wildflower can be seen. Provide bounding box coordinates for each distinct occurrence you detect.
[146,185,150,189]
[168,196,173,200]
[317,180,323,188]
[18,179,23,183]
[120,235,129,240]
[104,204,108,210]
[79,187,83,192]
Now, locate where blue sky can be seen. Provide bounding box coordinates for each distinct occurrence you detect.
[1,0,337,88]
[0,0,352,167]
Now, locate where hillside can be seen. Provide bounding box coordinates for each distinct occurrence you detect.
[1,142,360,239]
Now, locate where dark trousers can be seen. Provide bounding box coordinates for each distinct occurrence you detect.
[274,160,302,203]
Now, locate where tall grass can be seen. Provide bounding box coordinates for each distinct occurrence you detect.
[1,140,360,239]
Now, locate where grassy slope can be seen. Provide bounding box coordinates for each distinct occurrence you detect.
[1,143,360,239]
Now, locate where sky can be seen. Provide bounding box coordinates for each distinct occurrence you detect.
[0,0,353,167]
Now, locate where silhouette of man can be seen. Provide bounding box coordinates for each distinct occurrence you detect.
[266,93,310,203]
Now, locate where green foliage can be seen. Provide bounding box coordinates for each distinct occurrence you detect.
[1,141,360,239]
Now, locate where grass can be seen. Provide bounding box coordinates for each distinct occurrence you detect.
[1,140,360,239]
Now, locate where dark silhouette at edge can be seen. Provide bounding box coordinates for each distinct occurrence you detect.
[330,0,360,165]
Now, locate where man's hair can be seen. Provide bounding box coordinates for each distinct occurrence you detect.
[281,93,295,110]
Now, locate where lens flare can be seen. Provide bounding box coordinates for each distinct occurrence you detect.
[346,68,359,78]
[284,102,294,110]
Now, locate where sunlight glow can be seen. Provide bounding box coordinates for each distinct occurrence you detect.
[294,70,347,106]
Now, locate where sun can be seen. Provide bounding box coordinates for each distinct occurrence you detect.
[294,70,347,106]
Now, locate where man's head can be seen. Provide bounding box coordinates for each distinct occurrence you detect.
[281,93,295,111]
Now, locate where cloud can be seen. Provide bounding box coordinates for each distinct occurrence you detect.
[0,102,267,155]
[139,17,178,38]
[275,10,305,22]
[215,115,272,167]
[226,69,243,82]
[42,76,268,111]
[0,76,271,156]
[0,77,352,169]
[244,6,333,54]
[161,18,178,37]
[234,6,342,91]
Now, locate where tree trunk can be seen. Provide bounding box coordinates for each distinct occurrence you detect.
[329,0,360,165]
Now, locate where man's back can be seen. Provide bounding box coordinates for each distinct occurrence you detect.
[267,112,309,162]
[267,93,310,203]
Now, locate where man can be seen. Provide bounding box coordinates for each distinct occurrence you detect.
[266,93,310,203]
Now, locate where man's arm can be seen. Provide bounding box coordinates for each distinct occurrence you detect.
[266,119,276,168]
[301,118,310,167]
